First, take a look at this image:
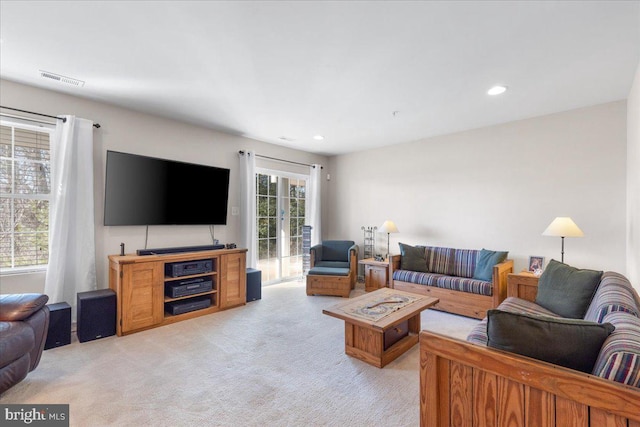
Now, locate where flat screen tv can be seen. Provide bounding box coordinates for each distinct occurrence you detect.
[104,150,230,226]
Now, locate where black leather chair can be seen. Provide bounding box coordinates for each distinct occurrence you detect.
[0,294,49,395]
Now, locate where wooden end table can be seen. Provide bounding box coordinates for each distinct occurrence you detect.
[358,258,390,292]
[507,271,540,303]
[323,288,439,368]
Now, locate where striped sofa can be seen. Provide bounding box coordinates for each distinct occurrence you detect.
[419,270,640,426]
[468,271,640,387]
[389,246,513,319]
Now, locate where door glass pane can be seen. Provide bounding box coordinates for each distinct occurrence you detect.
[256,172,307,283]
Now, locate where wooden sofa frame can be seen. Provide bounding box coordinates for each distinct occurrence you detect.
[389,255,513,319]
[420,331,640,427]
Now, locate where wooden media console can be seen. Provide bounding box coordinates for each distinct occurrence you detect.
[109,248,247,336]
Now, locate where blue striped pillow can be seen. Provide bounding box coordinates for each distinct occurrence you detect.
[592,312,640,387]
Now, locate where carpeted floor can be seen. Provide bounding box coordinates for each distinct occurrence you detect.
[1,280,479,426]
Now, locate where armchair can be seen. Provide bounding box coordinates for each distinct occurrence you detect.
[307,240,358,297]
[0,293,50,395]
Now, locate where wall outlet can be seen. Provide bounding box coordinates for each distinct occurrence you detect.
[231,207,239,216]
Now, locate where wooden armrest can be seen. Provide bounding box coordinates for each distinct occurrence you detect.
[492,259,513,306]
[420,331,640,424]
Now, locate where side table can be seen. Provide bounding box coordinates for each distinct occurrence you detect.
[507,271,540,303]
[359,258,390,292]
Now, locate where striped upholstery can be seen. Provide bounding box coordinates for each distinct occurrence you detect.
[469,270,640,388]
[592,312,640,387]
[453,249,478,278]
[584,272,640,323]
[467,297,561,345]
[425,247,456,275]
[395,247,491,297]
[392,270,493,296]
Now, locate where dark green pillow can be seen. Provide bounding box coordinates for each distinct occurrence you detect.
[535,259,602,319]
[399,243,428,272]
[472,249,508,281]
[487,309,614,373]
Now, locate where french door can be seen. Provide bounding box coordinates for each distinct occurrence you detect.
[256,170,307,284]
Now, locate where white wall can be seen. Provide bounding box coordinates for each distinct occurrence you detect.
[0,79,329,294]
[628,62,640,290]
[1,79,634,296]
[327,102,628,277]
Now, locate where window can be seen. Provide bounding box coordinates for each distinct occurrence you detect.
[0,123,52,272]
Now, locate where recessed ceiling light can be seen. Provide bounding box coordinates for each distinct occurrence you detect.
[313,135,324,141]
[488,85,507,95]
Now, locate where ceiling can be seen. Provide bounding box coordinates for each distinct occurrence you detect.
[1,1,639,156]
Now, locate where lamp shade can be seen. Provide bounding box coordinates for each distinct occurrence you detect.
[379,220,399,234]
[542,217,584,237]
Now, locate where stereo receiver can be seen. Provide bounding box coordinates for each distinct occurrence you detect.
[165,260,213,277]
[165,297,211,316]
[165,278,213,298]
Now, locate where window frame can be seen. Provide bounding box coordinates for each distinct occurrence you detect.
[0,118,55,275]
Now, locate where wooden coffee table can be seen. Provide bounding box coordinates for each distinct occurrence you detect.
[323,288,438,368]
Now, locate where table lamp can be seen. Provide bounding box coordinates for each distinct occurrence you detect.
[542,217,584,263]
[379,220,399,259]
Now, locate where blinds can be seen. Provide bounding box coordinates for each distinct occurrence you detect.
[0,124,52,270]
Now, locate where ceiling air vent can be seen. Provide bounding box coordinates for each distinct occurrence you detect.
[39,70,85,87]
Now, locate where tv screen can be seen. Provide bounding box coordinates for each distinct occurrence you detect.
[104,150,230,226]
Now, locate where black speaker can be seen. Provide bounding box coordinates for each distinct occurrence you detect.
[246,268,262,302]
[44,302,71,350]
[77,289,116,343]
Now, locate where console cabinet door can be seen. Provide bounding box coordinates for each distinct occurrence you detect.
[220,253,246,308]
[121,262,164,333]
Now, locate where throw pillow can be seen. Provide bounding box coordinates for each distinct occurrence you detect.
[472,249,508,282]
[535,259,603,319]
[487,309,615,373]
[399,243,428,272]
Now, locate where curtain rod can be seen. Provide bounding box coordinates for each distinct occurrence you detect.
[0,106,101,129]
[238,150,322,169]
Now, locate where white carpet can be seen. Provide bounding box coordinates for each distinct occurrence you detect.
[1,280,479,426]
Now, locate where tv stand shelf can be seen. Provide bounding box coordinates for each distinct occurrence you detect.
[109,248,247,336]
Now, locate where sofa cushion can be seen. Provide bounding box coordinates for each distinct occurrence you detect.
[487,309,614,373]
[592,312,640,387]
[453,249,478,279]
[467,296,561,345]
[0,322,34,367]
[535,259,602,319]
[0,294,49,321]
[584,271,640,323]
[472,249,508,282]
[308,267,350,276]
[320,240,355,262]
[314,261,350,269]
[392,270,493,296]
[425,247,455,276]
[399,243,428,272]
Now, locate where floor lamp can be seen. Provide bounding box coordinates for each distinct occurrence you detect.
[542,217,584,263]
[379,220,399,260]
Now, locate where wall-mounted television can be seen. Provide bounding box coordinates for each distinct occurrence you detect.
[104,150,230,226]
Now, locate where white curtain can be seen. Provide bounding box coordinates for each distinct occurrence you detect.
[44,116,96,318]
[308,164,322,246]
[239,151,257,268]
